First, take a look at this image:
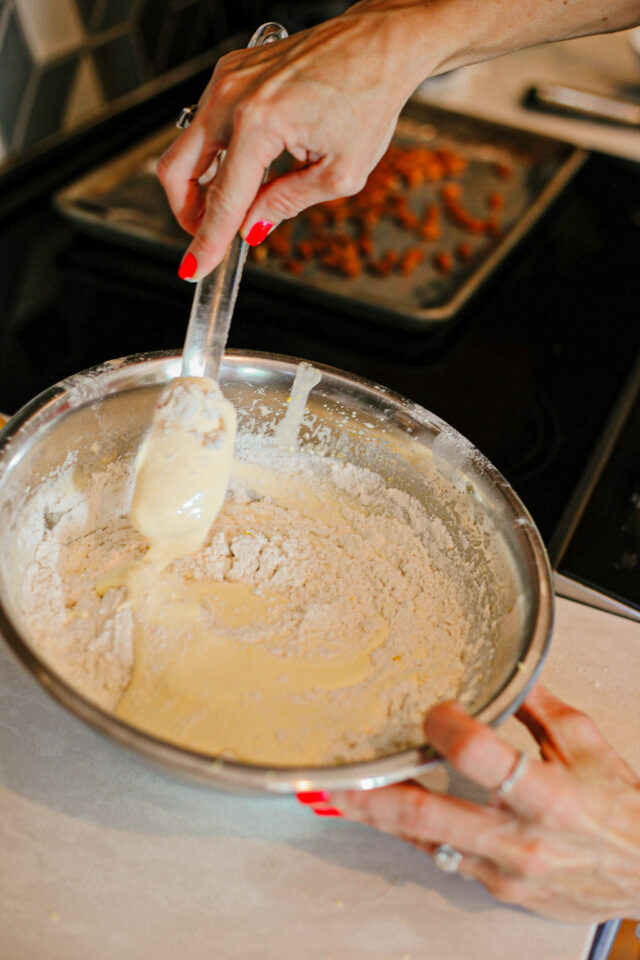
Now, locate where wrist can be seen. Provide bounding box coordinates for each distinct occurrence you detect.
[341,0,497,97]
[339,0,457,100]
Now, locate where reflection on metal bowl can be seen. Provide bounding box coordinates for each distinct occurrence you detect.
[0,351,553,793]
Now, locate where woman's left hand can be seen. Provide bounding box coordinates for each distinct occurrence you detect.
[309,685,640,922]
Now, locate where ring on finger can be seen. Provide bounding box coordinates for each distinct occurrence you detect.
[493,750,529,802]
[176,104,198,129]
[433,843,463,874]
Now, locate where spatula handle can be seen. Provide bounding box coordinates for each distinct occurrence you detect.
[181,21,288,380]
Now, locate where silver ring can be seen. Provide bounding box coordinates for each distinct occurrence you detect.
[176,104,198,129]
[433,843,463,874]
[494,751,529,801]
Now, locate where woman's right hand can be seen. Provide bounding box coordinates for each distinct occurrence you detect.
[157,3,428,281]
[158,0,640,281]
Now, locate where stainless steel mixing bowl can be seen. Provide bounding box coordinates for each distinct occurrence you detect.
[0,351,553,792]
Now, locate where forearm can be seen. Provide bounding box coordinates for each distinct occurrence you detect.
[346,0,640,94]
[162,0,640,277]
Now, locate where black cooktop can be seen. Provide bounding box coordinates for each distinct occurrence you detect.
[1,120,640,612]
[556,352,640,610]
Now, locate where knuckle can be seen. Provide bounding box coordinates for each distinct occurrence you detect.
[325,161,367,199]
[213,51,234,75]
[447,728,484,770]
[211,50,244,87]
[512,835,547,877]
[215,49,243,73]
[396,790,433,837]
[342,790,383,828]
[487,873,522,904]
[351,790,374,819]
[204,180,238,222]
[233,94,268,136]
[266,191,304,222]
[191,203,233,257]
[564,709,600,744]
[544,781,581,829]
[214,71,241,104]
[156,151,173,187]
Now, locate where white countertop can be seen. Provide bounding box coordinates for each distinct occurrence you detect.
[416,30,640,163]
[1,595,639,960]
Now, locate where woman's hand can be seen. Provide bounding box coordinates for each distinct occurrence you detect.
[313,685,640,922]
[157,3,430,281]
[159,0,640,281]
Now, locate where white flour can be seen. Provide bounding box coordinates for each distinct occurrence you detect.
[18,434,492,765]
[20,467,142,710]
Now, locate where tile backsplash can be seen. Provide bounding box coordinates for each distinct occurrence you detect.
[0,0,231,164]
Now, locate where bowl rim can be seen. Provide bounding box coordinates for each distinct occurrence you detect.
[0,349,554,792]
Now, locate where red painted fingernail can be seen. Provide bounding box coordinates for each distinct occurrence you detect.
[312,807,342,818]
[296,791,331,805]
[245,220,273,246]
[178,251,198,280]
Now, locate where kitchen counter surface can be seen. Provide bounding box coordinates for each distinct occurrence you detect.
[1,596,639,960]
[417,30,640,162]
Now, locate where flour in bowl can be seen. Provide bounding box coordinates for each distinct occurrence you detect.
[18,424,493,766]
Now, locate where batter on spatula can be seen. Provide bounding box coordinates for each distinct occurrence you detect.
[130,377,236,563]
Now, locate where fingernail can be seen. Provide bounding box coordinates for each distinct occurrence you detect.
[245,220,273,246]
[296,791,331,805]
[178,251,198,281]
[312,807,343,818]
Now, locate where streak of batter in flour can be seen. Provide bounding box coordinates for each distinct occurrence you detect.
[18,365,485,766]
[272,362,322,449]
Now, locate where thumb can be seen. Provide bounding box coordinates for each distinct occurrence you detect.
[177,133,278,281]
[240,158,364,244]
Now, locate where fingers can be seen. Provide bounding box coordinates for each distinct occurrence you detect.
[424,701,525,792]
[238,155,366,239]
[177,124,284,280]
[328,784,563,888]
[157,123,220,236]
[157,49,243,238]
[424,693,639,825]
[393,821,562,915]
[331,782,511,859]
[423,701,559,820]
[180,140,371,280]
[517,684,606,766]
[518,684,640,787]
[463,856,531,905]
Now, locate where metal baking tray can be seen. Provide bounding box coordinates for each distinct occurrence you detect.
[55,100,586,330]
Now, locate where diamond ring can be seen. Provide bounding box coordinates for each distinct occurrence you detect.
[176,104,198,130]
[433,843,463,874]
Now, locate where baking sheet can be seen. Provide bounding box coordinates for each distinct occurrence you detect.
[55,100,586,330]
